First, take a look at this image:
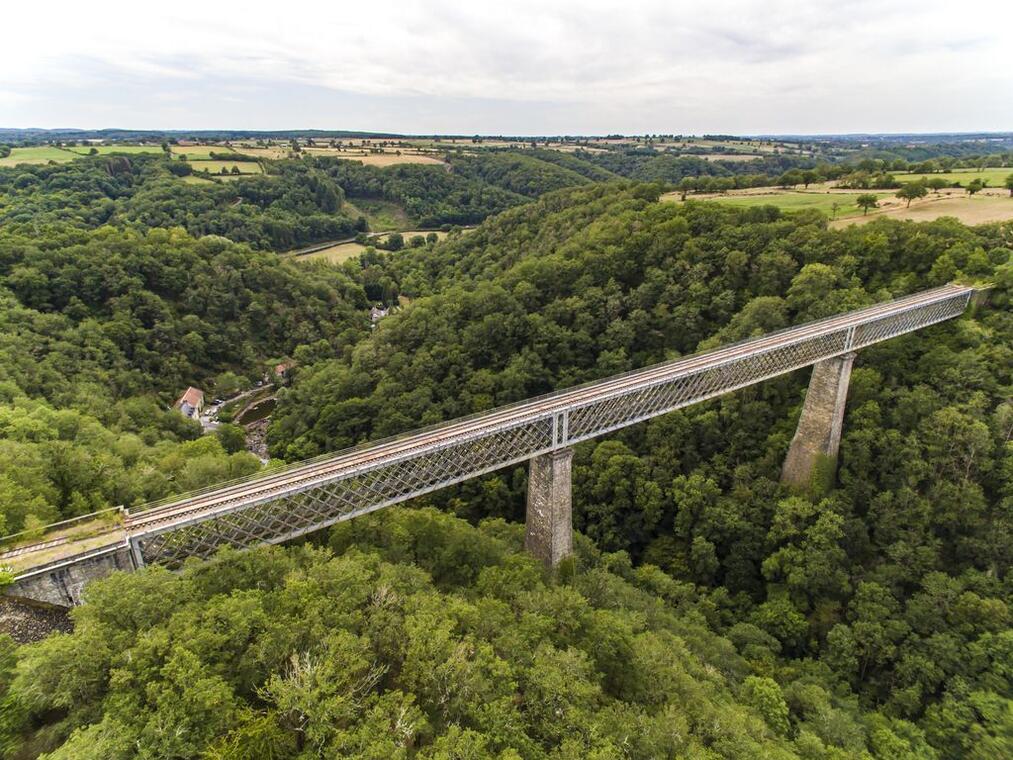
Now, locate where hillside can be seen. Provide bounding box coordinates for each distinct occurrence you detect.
[0,507,962,759]
[265,183,1012,758]
[0,164,1009,760]
[0,218,368,535]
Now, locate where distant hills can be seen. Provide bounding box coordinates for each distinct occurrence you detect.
[2,128,1012,146]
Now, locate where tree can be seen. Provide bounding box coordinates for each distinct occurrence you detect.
[927,177,949,193]
[777,169,804,188]
[215,424,247,454]
[856,194,879,215]
[742,676,791,737]
[801,169,822,188]
[385,232,404,251]
[967,179,983,196]
[1005,173,1013,197]
[896,182,928,208]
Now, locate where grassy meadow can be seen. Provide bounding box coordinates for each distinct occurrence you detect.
[664,189,893,219]
[190,160,263,175]
[64,145,163,156]
[0,146,77,166]
[893,168,1012,187]
[295,241,369,264]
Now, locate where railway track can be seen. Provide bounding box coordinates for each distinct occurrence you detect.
[5,283,974,575]
[125,284,971,532]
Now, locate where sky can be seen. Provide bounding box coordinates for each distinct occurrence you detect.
[2,0,1011,135]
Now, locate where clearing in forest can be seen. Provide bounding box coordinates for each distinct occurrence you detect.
[663,188,893,220]
[345,199,412,230]
[190,160,263,176]
[294,241,368,263]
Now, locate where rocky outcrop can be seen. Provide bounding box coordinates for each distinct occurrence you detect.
[0,597,72,644]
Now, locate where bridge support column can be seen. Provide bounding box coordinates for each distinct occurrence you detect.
[782,352,856,493]
[525,448,573,568]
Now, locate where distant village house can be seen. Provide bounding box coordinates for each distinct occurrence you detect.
[272,360,295,381]
[174,386,205,419]
[370,304,389,326]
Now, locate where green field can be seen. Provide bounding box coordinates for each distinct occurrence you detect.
[64,145,163,156]
[296,241,368,264]
[345,198,411,230]
[893,168,1012,187]
[190,160,263,176]
[171,145,226,160]
[0,146,77,166]
[674,190,893,219]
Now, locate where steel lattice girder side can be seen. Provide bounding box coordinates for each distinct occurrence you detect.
[565,290,969,443]
[135,416,556,567]
[850,295,966,349]
[131,288,972,568]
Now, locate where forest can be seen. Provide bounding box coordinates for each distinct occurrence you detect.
[0,154,1010,759]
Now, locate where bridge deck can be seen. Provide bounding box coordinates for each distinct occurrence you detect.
[3,284,974,577]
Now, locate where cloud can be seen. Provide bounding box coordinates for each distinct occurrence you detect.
[1,0,1010,133]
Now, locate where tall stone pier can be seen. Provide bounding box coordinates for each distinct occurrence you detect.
[525,448,574,567]
[781,352,856,492]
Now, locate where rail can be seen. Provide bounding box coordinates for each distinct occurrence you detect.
[8,284,975,575]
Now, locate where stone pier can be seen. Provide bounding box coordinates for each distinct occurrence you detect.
[4,544,134,608]
[781,352,856,493]
[525,448,574,567]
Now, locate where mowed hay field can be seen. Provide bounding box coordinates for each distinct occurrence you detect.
[302,148,445,167]
[353,153,445,167]
[296,242,368,264]
[665,183,1013,227]
[833,193,1013,228]
[893,169,1012,187]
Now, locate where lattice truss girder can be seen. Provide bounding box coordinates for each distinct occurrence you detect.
[137,416,556,567]
[134,290,971,568]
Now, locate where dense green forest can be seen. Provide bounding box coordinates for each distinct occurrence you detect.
[0,219,368,533]
[0,156,364,251]
[318,158,530,226]
[2,507,973,759]
[266,183,1011,757]
[0,161,1010,758]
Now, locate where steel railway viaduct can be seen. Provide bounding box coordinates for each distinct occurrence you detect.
[1,284,981,612]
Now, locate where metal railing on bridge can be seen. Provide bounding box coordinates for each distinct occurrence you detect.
[119,283,973,569]
[3,284,975,580]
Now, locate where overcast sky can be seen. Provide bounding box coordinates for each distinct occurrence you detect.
[3,0,1010,135]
